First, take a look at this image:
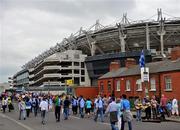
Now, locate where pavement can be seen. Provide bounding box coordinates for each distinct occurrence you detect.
[131,111,180,123]
[0,104,180,130]
[166,116,180,122]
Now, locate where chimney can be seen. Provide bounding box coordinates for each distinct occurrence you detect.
[171,46,180,60]
[125,58,136,68]
[109,61,120,71]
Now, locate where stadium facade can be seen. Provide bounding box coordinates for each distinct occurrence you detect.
[12,9,180,91]
[13,50,90,93]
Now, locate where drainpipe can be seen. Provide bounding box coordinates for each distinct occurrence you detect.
[158,73,162,99]
[112,77,115,97]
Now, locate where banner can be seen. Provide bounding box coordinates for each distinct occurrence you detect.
[66,79,73,86]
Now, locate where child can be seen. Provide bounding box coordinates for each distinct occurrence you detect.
[166,101,172,117]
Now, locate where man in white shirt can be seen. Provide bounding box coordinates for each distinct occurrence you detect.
[39,97,48,125]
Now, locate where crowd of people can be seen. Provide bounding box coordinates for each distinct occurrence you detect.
[0,92,179,130]
[134,94,179,121]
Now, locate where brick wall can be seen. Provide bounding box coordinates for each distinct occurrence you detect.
[75,86,98,99]
[160,71,180,100]
[98,71,180,100]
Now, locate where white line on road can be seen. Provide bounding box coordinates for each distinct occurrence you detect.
[70,116,81,120]
[0,113,35,130]
[70,115,118,127]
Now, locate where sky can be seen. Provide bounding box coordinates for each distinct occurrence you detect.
[0,0,180,83]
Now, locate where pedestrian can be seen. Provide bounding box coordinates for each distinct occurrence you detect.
[72,96,78,115]
[143,96,151,120]
[86,98,92,118]
[116,98,122,130]
[79,95,85,118]
[2,97,7,113]
[172,97,179,116]
[151,95,158,119]
[18,98,26,120]
[103,95,108,114]
[94,95,104,122]
[7,96,13,112]
[166,101,172,117]
[105,97,118,130]
[25,98,31,118]
[33,96,39,117]
[121,94,133,130]
[39,97,48,125]
[63,96,71,120]
[54,95,61,122]
[160,94,170,117]
[134,97,142,121]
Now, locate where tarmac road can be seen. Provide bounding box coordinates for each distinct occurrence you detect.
[0,105,180,130]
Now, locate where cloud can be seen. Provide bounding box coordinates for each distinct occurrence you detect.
[0,0,180,82]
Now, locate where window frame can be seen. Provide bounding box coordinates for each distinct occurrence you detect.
[116,80,120,91]
[136,79,142,91]
[100,82,104,93]
[107,81,111,92]
[125,80,131,91]
[164,76,172,91]
[150,78,156,91]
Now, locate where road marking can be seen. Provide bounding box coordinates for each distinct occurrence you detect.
[0,113,34,130]
[70,116,81,119]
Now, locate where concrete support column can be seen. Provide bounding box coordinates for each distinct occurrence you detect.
[160,34,164,55]
[91,41,96,56]
[146,23,150,50]
[120,37,126,52]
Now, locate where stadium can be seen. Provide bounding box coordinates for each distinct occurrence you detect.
[13,9,180,90]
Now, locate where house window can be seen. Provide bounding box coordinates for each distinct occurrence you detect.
[126,80,131,91]
[100,82,104,92]
[116,80,120,91]
[165,76,172,90]
[108,81,111,92]
[150,78,156,91]
[136,79,142,91]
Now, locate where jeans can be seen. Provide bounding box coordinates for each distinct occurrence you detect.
[26,109,30,117]
[94,108,104,122]
[136,109,142,121]
[64,108,69,119]
[145,107,151,119]
[41,110,46,124]
[152,107,157,119]
[55,106,61,121]
[111,122,118,130]
[34,107,38,117]
[80,107,84,118]
[121,115,132,130]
